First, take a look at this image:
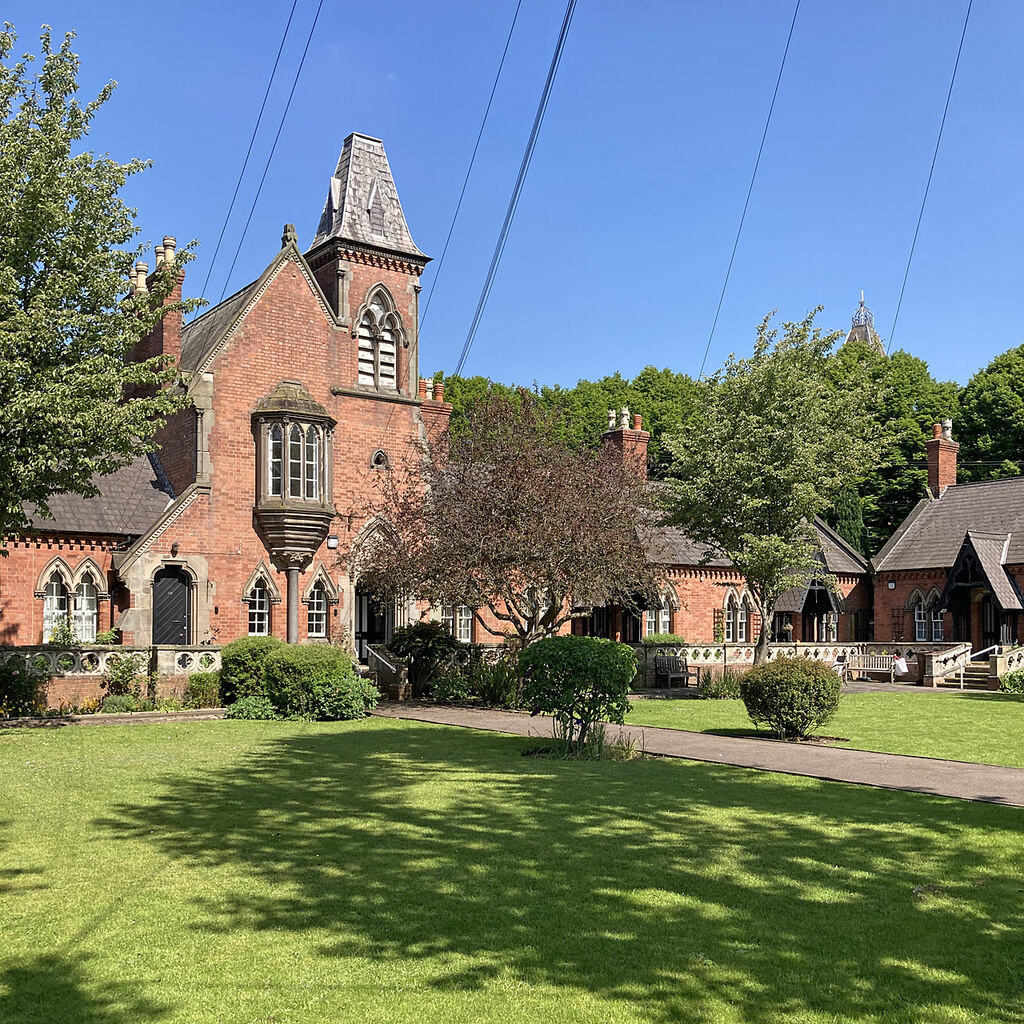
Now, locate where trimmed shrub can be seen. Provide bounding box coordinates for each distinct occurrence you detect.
[219,636,285,703]
[225,695,279,720]
[740,656,841,738]
[100,693,139,713]
[262,644,376,720]
[641,633,687,646]
[700,669,747,699]
[102,652,145,697]
[387,622,461,698]
[185,670,221,708]
[1000,669,1024,694]
[521,636,636,757]
[0,657,48,717]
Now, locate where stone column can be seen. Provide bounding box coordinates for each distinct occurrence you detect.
[287,567,299,644]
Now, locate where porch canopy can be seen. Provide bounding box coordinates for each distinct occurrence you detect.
[937,531,1023,614]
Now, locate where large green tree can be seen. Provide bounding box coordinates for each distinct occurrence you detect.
[828,341,959,553]
[958,344,1024,482]
[435,366,698,478]
[663,310,880,662]
[0,26,196,538]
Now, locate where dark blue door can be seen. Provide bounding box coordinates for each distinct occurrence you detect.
[153,568,190,645]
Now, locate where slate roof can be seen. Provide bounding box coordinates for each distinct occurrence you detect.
[179,277,263,373]
[25,454,174,537]
[309,133,426,259]
[968,531,1022,610]
[873,477,1024,571]
[639,514,869,576]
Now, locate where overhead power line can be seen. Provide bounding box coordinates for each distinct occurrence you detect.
[453,0,578,377]
[199,0,299,302]
[887,0,972,353]
[218,0,325,302]
[420,0,525,330]
[697,0,801,379]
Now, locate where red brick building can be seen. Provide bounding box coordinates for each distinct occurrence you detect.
[1,133,451,659]
[873,420,1024,649]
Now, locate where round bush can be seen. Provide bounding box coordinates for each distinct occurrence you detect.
[1000,669,1024,694]
[262,644,377,720]
[219,636,285,703]
[520,636,637,755]
[739,656,841,738]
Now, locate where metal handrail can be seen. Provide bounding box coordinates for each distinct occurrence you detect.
[971,644,1000,662]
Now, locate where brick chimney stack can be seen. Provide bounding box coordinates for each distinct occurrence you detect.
[131,236,183,371]
[926,418,958,497]
[602,406,650,479]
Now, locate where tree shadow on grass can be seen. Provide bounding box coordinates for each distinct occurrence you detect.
[97,722,1024,1024]
[0,954,168,1024]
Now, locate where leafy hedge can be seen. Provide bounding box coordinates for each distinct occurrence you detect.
[1000,669,1024,694]
[740,656,841,738]
[262,644,377,720]
[220,636,285,704]
[185,670,220,708]
[641,633,687,646]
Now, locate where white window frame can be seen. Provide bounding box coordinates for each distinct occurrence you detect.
[248,583,270,636]
[914,602,927,642]
[268,424,283,496]
[658,600,671,635]
[73,575,99,643]
[736,602,748,643]
[304,426,320,500]
[307,584,327,638]
[43,572,69,642]
[288,425,303,498]
[724,602,735,643]
[455,604,472,644]
[930,606,944,641]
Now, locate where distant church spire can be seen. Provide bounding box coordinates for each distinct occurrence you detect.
[845,291,885,355]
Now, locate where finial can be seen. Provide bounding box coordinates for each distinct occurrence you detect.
[860,289,865,306]
[281,224,298,248]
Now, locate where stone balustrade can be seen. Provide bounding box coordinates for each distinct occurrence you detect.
[0,644,221,680]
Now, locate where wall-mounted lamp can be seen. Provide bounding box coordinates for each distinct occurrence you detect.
[326,535,339,550]
[887,581,896,590]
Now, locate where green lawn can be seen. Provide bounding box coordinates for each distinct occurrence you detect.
[1,718,1023,1024]
[625,691,1024,768]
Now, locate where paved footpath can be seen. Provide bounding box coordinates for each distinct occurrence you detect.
[373,704,1024,808]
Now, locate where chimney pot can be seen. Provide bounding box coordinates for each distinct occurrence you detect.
[620,406,630,430]
[425,381,434,401]
[162,236,176,263]
[434,380,445,402]
[154,245,165,269]
[135,262,149,293]
[607,408,616,430]
[932,423,942,439]
[418,379,428,398]
[633,413,642,430]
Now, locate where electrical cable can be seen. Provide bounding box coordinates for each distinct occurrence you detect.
[697,0,801,379]
[420,0,524,330]
[887,0,972,353]
[199,0,299,302]
[218,0,325,302]
[453,0,577,377]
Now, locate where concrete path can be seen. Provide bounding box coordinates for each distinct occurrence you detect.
[373,704,1024,808]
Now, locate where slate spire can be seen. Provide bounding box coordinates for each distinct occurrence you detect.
[309,132,426,260]
[845,291,885,354]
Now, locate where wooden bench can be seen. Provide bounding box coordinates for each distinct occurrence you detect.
[844,654,895,684]
[653,655,699,688]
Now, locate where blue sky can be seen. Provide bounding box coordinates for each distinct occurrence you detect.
[6,1,1021,386]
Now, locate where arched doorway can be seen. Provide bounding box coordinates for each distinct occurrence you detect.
[354,585,392,662]
[153,567,192,645]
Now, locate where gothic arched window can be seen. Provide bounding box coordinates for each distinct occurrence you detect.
[307,582,328,638]
[357,290,401,390]
[248,581,270,636]
[305,426,320,499]
[73,573,99,643]
[43,571,69,642]
[268,424,283,496]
